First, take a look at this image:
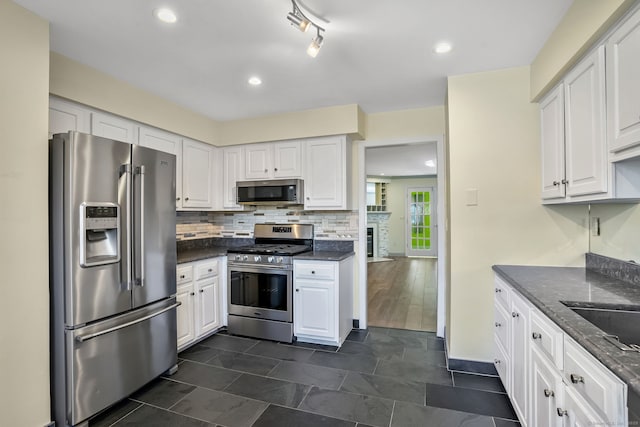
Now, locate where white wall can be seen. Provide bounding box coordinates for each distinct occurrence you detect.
[446,66,589,362]
[386,177,437,255]
[0,1,51,425]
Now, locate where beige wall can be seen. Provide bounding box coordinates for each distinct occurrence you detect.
[446,66,589,362]
[590,203,640,262]
[50,53,220,145]
[365,106,445,141]
[386,177,438,255]
[530,0,636,101]
[0,1,51,425]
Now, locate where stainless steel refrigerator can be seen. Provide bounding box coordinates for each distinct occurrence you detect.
[49,131,179,427]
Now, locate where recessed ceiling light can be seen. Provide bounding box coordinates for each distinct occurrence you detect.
[154,8,177,24]
[433,42,452,54]
[248,76,262,86]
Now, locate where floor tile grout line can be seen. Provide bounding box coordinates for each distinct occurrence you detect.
[388,400,397,427]
[123,400,220,426]
[336,370,350,391]
[165,385,200,411]
[104,400,144,427]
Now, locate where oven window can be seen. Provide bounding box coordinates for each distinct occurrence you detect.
[230,271,288,311]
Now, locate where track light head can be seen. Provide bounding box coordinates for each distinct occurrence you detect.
[286,12,310,32]
[287,0,326,57]
[307,33,324,58]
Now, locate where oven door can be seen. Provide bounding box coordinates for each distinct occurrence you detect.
[228,264,292,322]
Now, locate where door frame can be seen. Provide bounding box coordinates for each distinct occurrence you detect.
[406,186,437,257]
[357,135,447,337]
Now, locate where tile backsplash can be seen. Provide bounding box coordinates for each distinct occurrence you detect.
[177,209,359,241]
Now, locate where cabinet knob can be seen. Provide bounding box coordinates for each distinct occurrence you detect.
[208,269,213,272]
[557,408,567,417]
[296,289,299,292]
[570,374,584,384]
[561,179,568,185]
[552,181,559,186]
[543,389,554,398]
[511,312,519,318]
[264,168,268,172]
[274,168,278,171]
[532,332,542,340]
[495,288,502,293]
[306,197,310,200]
[185,197,190,201]
[180,275,185,279]
[494,358,501,365]
[311,271,315,274]
[199,289,204,293]
[494,322,501,328]
[190,292,195,296]
[176,197,181,201]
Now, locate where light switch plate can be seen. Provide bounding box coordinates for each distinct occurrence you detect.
[466,188,478,206]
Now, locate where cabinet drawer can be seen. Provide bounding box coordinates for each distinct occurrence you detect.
[494,303,511,353]
[295,263,335,280]
[530,309,564,370]
[494,275,511,311]
[564,336,625,422]
[195,260,218,280]
[177,265,193,285]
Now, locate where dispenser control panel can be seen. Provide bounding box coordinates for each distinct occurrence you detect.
[79,202,120,267]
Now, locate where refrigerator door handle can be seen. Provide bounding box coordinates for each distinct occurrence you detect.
[75,302,181,343]
[120,164,133,290]
[135,165,146,287]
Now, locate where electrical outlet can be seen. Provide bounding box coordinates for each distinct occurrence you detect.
[591,217,600,236]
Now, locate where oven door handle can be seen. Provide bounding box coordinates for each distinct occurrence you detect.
[228,263,292,271]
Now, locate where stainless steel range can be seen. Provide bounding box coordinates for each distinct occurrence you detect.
[227,223,313,342]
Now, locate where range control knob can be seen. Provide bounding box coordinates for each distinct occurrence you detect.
[243,255,249,261]
[267,256,275,263]
[277,257,284,263]
[254,255,262,262]
[235,255,242,261]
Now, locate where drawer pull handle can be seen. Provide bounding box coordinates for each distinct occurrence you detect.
[311,271,315,274]
[494,322,501,328]
[544,389,554,398]
[511,312,519,318]
[557,408,567,417]
[199,289,204,293]
[180,275,185,279]
[532,332,542,340]
[495,288,502,293]
[208,269,213,272]
[570,374,584,384]
[494,358,501,365]
[190,292,195,296]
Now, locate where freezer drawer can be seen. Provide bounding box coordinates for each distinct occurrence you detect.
[60,298,178,426]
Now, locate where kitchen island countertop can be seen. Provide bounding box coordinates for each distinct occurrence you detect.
[293,251,355,262]
[493,264,640,418]
[177,247,228,264]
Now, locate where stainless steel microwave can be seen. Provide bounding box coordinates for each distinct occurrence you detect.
[236,179,304,205]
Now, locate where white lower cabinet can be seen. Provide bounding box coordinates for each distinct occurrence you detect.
[293,257,354,347]
[177,257,222,351]
[494,274,628,427]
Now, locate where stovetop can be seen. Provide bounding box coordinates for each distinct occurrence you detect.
[227,244,312,256]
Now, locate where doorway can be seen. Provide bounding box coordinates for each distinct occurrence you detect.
[358,137,446,336]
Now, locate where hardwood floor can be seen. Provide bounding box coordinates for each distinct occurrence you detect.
[367,257,437,332]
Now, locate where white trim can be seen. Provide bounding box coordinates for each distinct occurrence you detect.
[358,135,447,338]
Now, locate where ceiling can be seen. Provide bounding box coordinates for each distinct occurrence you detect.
[366,143,437,177]
[15,0,573,122]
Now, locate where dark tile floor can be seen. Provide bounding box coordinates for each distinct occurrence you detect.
[89,327,520,427]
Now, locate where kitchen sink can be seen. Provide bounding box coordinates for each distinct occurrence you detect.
[562,303,640,351]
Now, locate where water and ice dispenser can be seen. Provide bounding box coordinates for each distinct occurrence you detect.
[79,202,120,267]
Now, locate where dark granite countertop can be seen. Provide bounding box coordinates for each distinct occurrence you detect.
[293,251,355,261]
[493,265,640,415]
[177,247,228,264]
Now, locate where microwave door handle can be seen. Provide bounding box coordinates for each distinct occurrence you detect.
[120,164,133,290]
[136,165,145,287]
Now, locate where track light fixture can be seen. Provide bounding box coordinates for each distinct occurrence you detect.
[286,0,326,57]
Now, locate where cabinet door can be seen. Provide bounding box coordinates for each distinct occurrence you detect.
[294,279,335,339]
[607,8,640,153]
[222,146,245,209]
[273,141,302,178]
[563,386,606,427]
[49,98,90,138]
[182,139,214,208]
[138,126,182,208]
[540,85,566,200]
[304,137,346,209]
[196,277,219,337]
[176,284,195,350]
[530,347,563,427]
[244,143,272,179]
[564,46,607,197]
[91,112,137,144]
[511,291,530,424]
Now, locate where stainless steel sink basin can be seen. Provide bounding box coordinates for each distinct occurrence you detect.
[563,304,640,351]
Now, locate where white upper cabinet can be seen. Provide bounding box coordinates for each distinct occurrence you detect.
[182,139,215,209]
[304,135,352,210]
[540,46,608,203]
[222,146,247,210]
[607,6,640,157]
[49,97,90,138]
[91,111,138,144]
[138,126,183,208]
[244,141,302,180]
[540,85,566,200]
[563,45,607,197]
